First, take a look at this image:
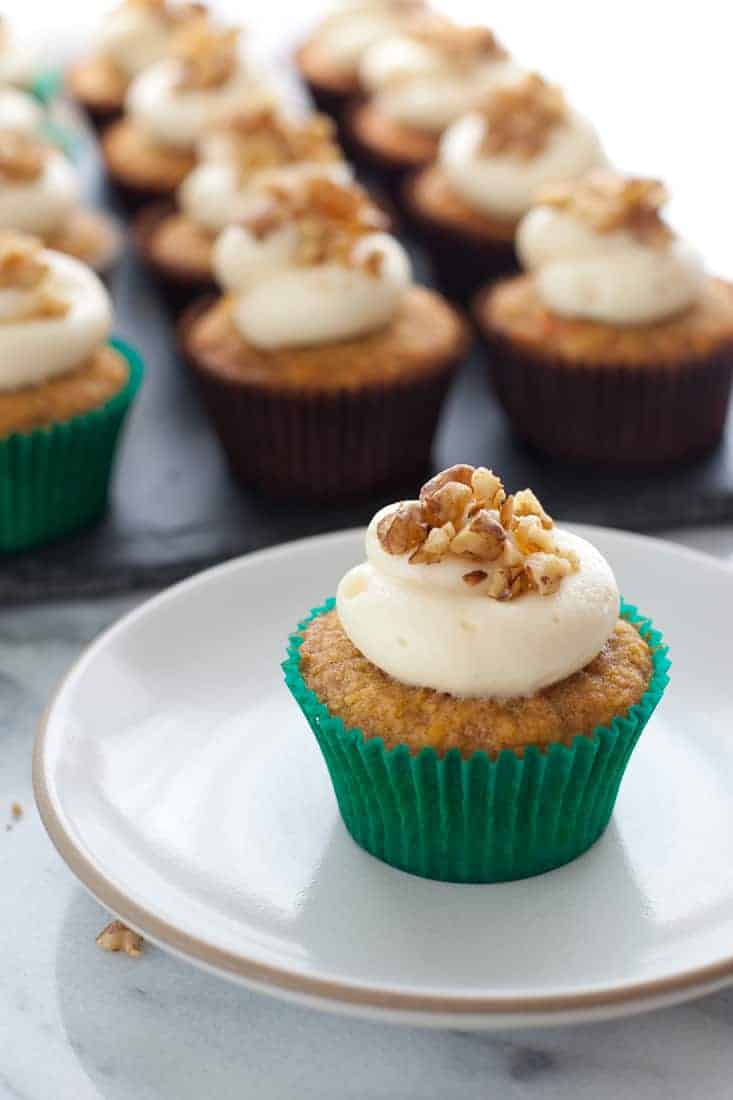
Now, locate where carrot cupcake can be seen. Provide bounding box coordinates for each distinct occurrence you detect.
[0,232,143,551]
[0,16,40,93]
[102,19,275,208]
[347,17,517,186]
[134,107,349,311]
[0,131,120,274]
[180,175,469,498]
[68,0,207,130]
[285,464,670,881]
[403,73,605,300]
[475,172,733,465]
[295,0,425,124]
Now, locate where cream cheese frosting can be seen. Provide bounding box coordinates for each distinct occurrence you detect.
[0,144,80,236]
[517,173,705,325]
[0,19,36,88]
[337,469,619,699]
[439,76,605,221]
[0,238,112,392]
[360,24,518,132]
[212,177,411,349]
[0,88,42,138]
[98,1,177,78]
[315,0,423,73]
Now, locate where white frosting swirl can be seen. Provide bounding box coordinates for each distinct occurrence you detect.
[179,159,352,233]
[0,88,42,138]
[439,109,605,221]
[0,25,36,88]
[213,221,411,348]
[517,205,705,324]
[317,2,414,73]
[127,56,274,150]
[360,34,518,132]
[0,151,80,236]
[0,251,112,392]
[98,2,173,78]
[336,507,620,699]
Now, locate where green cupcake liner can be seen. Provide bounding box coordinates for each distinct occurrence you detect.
[31,68,63,106]
[0,337,143,553]
[283,599,670,883]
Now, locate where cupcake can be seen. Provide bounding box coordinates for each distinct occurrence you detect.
[179,175,468,498]
[285,464,670,882]
[101,18,275,209]
[403,73,605,301]
[134,107,350,312]
[68,0,207,130]
[346,17,517,187]
[0,232,143,552]
[0,16,40,94]
[0,131,120,274]
[295,0,426,125]
[474,172,733,465]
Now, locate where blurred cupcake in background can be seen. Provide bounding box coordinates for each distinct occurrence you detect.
[0,131,120,274]
[474,172,733,465]
[347,17,517,187]
[179,174,468,498]
[0,16,39,93]
[68,0,208,130]
[403,73,605,300]
[0,232,143,551]
[102,18,276,208]
[134,107,350,311]
[295,0,426,126]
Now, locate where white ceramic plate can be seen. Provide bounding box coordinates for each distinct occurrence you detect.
[34,525,733,1029]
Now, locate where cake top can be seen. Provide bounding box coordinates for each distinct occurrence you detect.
[538,170,672,245]
[0,232,68,319]
[239,176,389,273]
[478,73,567,160]
[172,20,241,90]
[0,130,47,183]
[376,464,579,600]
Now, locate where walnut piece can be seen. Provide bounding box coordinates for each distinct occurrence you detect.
[409,17,507,64]
[212,108,342,181]
[538,170,673,245]
[96,920,144,958]
[173,21,239,90]
[10,801,22,819]
[0,233,70,319]
[479,73,566,160]
[377,465,579,600]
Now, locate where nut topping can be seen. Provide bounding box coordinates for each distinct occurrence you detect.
[479,73,566,160]
[212,108,342,182]
[377,466,579,600]
[173,20,240,90]
[538,170,673,245]
[0,233,70,319]
[409,17,507,64]
[96,920,144,958]
[0,131,47,183]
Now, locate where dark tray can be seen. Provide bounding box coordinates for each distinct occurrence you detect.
[2,132,733,605]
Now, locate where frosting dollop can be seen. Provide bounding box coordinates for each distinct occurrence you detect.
[360,21,518,132]
[0,235,112,391]
[97,0,182,77]
[439,74,605,220]
[316,0,424,73]
[517,172,705,324]
[0,134,80,236]
[212,176,411,348]
[0,18,36,88]
[127,22,274,149]
[337,466,619,698]
[0,88,42,138]
[180,110,350,233]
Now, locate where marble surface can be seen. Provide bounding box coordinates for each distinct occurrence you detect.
[2,526,732,1100]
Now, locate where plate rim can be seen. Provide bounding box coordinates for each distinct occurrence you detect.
[33,524,733,1023]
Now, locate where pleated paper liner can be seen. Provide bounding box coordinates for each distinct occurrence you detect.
[284,600,670,883]
[474,303,733,466]
[31,68,63,106]
[0,338,143,553]
[178,298,466,501]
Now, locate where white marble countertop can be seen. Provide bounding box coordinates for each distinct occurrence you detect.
[1,527,733,1100]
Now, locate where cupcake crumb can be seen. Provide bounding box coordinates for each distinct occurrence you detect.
[96,920,144,958]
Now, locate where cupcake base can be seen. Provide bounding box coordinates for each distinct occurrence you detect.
[67,57,128,132]
[179,289,469,500]
[344,101,439,195]
[133,202,216,315]
[101,118,196,211]
[0,339,143,553]
[45,208,122,277]
[284,601,670,883]
[294,40,361,127]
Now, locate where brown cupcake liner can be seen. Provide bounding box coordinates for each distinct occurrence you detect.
[475,303,733,466]
[76,100,123,134]
[178,299,463,500]
[133,201,216,315]
[402,182,518,303]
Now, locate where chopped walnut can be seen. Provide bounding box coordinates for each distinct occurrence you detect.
[10,802,22,819]
[0,233,70,319]
[538,170,673,245]
[0,131,47,183]
[409,17,507,65]
[479,73,566,160]
[212,108,342,182]
[96,920,144,958]
[377,465,579,600]
[173,21,240,90]
[240,176,389,277]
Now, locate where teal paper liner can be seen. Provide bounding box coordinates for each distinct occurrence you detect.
[0,337,143,553]
[31,68,63,105]
[283,600,670,882]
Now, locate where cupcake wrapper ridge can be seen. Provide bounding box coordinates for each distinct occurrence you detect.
[0,337,143,553]
[284,600,670,883]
